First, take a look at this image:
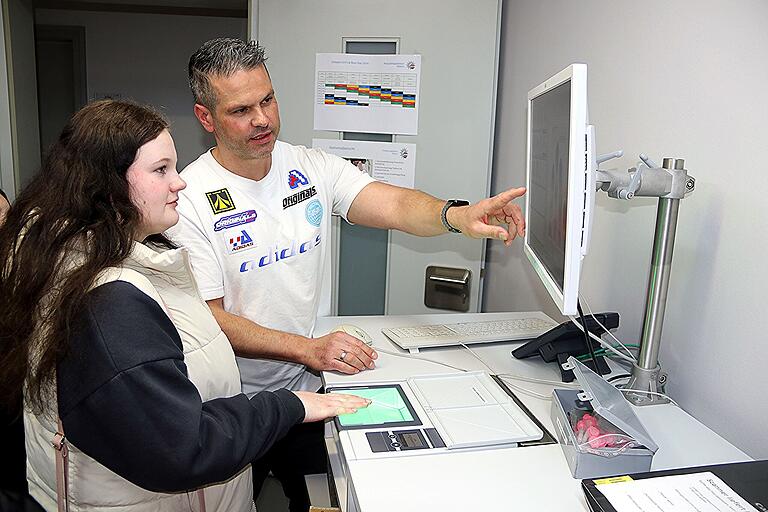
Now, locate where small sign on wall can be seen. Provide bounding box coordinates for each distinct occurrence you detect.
[313,138,417,189]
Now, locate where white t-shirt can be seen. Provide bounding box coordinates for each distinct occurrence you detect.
[168,141,374,395]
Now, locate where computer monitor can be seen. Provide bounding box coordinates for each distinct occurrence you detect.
[523,63,595,316]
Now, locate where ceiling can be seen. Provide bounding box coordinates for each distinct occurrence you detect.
[33,0,248,16]
[54,0,246,8]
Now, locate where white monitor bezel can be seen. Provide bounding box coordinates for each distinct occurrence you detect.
[523,63,590,316]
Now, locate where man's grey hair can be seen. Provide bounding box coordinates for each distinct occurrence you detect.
[188,38,268,108]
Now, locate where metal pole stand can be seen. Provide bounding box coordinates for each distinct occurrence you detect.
[596,156,695,406]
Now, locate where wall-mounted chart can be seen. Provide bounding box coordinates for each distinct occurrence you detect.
[319,73,416,109]
[314,53,421,135]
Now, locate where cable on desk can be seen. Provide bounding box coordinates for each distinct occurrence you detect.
[496,372,581,389]
[455,323,677,407]
[459,342,496,373]
[459,343,580,388]
[605,355,635,372]
[375,339,580,402]
[372,333,681,411]
[580,295,637,361]
[568,315,636,364]
[619,388,680,408]
[577,300,602,376]
[496,377,553,400]
[374,347,469,372]
[576,346,638,362]
[457,342,580,400]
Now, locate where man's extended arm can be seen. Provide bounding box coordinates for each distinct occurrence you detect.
[347,182,526,246]
[205,297,377,375]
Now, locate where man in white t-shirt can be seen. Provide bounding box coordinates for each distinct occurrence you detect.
[170,38,526,511]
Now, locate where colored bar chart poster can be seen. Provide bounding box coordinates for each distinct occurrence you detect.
[314,53,421,135]
[313,139,417,189]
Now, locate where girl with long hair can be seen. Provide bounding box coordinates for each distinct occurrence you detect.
[0,100,367,511]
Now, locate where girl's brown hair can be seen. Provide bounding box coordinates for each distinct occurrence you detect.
[0,100,173,414]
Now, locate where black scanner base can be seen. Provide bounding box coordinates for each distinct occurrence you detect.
[511,312,620,382]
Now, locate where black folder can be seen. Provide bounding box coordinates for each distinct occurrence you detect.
[582,460,768,512]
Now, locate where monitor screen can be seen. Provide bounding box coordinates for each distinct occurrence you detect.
[528,80,571,292]
[523,63,592,316]
[328,384,421,430]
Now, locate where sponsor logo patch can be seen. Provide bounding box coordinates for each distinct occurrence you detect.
[239,234,322,272]
[288,169,309,190]
[305,199,323,227]
[213,210,257,231]
[205,188,236,214]
[227,229,254,253]
[283,186,317,209]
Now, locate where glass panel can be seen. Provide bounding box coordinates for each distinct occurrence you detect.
[337,40,397,315]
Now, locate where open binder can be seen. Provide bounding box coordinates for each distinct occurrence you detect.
[582,459,768,512]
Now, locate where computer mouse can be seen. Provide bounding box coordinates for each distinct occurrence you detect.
[332,324,374,346]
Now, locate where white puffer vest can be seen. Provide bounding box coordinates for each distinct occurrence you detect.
[24,243,254,511]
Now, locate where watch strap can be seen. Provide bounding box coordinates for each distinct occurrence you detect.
[441,199,469,233]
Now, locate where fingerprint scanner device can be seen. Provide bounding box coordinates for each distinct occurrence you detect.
[409,372,544,449]
[335,385,418,429]
[327,372,544,460]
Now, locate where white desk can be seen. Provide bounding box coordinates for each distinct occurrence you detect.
[317,312,750,512]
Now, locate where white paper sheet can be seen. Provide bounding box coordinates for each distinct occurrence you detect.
[314,53,421,135]
[313,139,416,189]
[596,472,758,512]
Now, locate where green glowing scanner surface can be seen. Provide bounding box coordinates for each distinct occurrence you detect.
[332,387,414,427]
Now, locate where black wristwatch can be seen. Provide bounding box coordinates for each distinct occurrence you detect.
[441,199,469,233]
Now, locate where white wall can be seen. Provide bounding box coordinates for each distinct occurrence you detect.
[484,0,768,458]
[35,9,246,169]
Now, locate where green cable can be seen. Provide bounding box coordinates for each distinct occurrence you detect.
[575,343,639,361]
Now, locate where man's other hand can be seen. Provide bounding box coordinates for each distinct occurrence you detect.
[303,332,378,374]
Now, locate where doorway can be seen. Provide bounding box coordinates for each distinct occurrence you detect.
[35,25,87,157]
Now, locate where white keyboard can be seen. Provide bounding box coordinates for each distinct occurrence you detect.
[381,312,557,353]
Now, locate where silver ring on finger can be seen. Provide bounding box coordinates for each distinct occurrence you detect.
[339,350,347,361]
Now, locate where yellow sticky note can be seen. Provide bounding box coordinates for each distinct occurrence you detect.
[594,476,634,485]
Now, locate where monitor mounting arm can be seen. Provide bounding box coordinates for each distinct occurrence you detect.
[596,154,695,201]
[595,155,696,405]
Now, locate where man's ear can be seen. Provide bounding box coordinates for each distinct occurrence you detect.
[193,103,216,133]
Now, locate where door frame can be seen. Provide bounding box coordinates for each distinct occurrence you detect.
[0,2,17,198]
